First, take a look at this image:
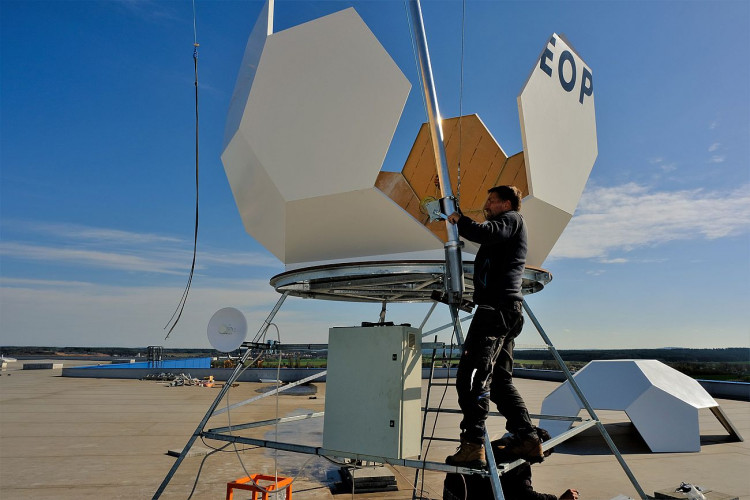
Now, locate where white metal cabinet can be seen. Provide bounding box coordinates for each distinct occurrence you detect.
[323,325,422,459]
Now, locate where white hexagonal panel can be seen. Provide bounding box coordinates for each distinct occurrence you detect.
[520,195,572,268]
[515,33,598,266]
[518,33,597,216]
[222,7,413,264]
[223,0,272,150]
[285,187,442,264]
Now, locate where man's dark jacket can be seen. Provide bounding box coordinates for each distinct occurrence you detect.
[456,210,527,306]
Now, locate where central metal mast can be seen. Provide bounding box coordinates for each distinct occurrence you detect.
[407,0,464,305]
[407,3,505,497]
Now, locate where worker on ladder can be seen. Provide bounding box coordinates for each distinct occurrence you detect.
[445,186,544,468]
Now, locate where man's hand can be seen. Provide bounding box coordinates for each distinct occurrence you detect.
[559,489,579,500]
[447,212,461,224]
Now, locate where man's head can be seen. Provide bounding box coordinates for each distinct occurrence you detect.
[484,185,522,220]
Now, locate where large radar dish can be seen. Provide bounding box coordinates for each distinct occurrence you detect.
[207,307,248,352]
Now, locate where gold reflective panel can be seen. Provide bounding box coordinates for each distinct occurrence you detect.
[376,114,528,242]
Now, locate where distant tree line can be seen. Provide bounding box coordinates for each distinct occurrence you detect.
[2,346,747,381]
[3,346,747,363]
[509,348,749,382]
[513,347,749,364]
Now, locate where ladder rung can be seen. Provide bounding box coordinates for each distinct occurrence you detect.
[421,436,460,443]
[421,407,584,423]
[422,407,461,414]
[530,413,584,422]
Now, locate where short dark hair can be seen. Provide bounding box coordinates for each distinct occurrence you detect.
[488,185,522,211]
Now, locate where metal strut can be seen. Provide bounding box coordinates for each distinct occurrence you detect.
[414,299,649,500]
[522,299,649,500]
[152,291,290,499]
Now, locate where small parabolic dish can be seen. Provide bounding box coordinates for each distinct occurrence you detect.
[207,307,248,352]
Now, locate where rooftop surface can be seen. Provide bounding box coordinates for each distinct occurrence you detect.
[1,360,748,499]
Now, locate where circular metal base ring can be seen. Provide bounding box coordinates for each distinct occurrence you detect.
[270,260,552,303]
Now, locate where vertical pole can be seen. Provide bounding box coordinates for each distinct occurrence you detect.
[522,299,649,500]
[266,0,274,35]
[407,0,464,305]
[153,292,290,499]
[407,6,500,491]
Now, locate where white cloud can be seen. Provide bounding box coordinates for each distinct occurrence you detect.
[550,183,750,260]
[200,251,281,269]
[586,269,605,276]
[0,277,95,287]
[659,162,677,173]
[113,0,181,22]
[0,221,281,275]
[709,155,726,164]
[0,242,190,275]
[22,221,182,244]
[599,258,628,264]
[0,278,395,347]
[708,142,721,152]
[647,157,676,173]
[0,220,289,346]
[0,281,282,347]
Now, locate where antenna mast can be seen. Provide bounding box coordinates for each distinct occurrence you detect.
[407,0,464,305]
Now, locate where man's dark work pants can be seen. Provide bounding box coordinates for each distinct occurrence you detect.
[455,301,534,444]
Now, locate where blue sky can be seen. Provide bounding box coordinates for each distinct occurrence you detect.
[1,0,748,350]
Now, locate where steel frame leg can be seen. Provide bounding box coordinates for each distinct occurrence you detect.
[152,292,290,499]
[522,299,649,500]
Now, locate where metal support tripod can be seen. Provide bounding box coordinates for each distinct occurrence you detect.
[412,300,649,500]
[152,293,649,499]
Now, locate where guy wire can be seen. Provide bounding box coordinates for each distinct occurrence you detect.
[456,0,466,203]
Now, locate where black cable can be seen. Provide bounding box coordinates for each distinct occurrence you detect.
[164,8,200,340]
[199,436,258,453]
[186,442,232,500]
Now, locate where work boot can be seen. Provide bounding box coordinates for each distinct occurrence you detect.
[495,432,544,463]
[445,439,487,469]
